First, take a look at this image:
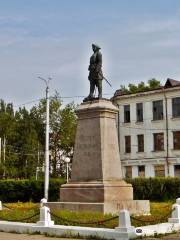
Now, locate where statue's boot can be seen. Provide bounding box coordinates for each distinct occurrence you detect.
[83,95,94,102]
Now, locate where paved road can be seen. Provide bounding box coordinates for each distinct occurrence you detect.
[0,232,180,240]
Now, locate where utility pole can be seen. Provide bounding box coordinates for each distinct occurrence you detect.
[0,137,1,164]
[164,92,169,176]
[65,157,70,183]
[3,136,6,178]
[38,76,51,200]
[36,142,40,181]
[3,105,6,177]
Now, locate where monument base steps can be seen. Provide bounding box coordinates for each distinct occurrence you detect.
[60,180,133,203]
[45,200,150,215]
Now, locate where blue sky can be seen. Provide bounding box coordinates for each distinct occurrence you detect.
[1,0,180,107]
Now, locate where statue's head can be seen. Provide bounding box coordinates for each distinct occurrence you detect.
[92,43,101,52]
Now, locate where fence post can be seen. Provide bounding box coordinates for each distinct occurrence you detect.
[37,206,54,226]
[176,198,180,205]
[40,198,47,208]
[115,209,137,238]
[0,201,2,211]
[168,203,180,224]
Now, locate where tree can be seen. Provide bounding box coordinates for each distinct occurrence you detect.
[0,100,16,178]
[120,85,129,94]
[0,93,77,179]
[30,92,77,178]
[49,98,77,177]
[148,78,161,89]
[10,107,39,178]
[128,84,138,93]
[120,78,161,94]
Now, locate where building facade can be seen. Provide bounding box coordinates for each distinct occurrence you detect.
[112,79,180,178]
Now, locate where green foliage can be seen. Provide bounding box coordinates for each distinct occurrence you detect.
[126,177,180,201]
[148,78,161,89]
[128,83,138,93]
[120,78,161,94]
[120,85,129,94]
[30,93,77,178]
[59,102,77,154]
[0,178,65,202]
[1,177,178,203]
[0,92,77,179]
[0,177,178,203]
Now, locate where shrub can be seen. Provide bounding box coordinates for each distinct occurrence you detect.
[126,177,180,201]
[0,178,65,202]
[0,177,179,202]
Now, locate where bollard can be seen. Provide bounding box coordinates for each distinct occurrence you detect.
[0,201,2,211]
[37,206,54,226]
[176,198,180,205]
[115,209,137,238]
[40,198,47,208]
[168,203,180,223]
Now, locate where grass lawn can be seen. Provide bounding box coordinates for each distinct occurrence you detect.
[0,201,174,228]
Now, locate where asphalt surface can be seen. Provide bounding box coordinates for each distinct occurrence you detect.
[0,232,80,240]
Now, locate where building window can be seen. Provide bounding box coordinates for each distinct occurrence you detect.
[125,136,131,153]
[138,166,145,177]
[125,166,132,178]
[154,165,165,177]
[153,100,163,120]
[174,165,180,177]
[153,133,164,151]
[137,134,144,152]
[124,105,130,123]
[172,97,180,118]
[173,131,180,150]
[136,103,143,122]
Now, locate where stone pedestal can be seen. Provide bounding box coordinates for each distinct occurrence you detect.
[49,99,149,214]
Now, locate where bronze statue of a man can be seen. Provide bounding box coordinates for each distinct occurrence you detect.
[83,44,103,102]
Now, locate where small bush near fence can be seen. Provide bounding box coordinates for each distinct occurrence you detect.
[0,178,65,202]
[126,177,180,201]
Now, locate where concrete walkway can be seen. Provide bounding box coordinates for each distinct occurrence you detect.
[0,231,180,239]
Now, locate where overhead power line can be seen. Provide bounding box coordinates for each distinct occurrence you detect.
[11,93,114,108]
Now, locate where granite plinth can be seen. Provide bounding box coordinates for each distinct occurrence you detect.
[60,181,133,203]
[70,99,123,182]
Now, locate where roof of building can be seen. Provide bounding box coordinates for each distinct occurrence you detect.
[113,78,180,98]
[164,78,180,88]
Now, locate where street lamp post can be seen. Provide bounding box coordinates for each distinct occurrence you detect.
[39,76,51,200]
[64,157,70,183]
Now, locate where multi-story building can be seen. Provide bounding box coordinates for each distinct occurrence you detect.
[112,78,180,178]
